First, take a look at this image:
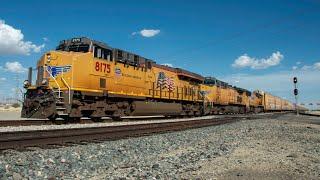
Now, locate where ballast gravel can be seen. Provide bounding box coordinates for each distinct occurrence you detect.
[0,114,319,179]
[0,115,220,132]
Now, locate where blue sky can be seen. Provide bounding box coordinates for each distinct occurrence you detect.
[0,0,319,108]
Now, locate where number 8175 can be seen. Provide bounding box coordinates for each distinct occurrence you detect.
[95,62,111,73]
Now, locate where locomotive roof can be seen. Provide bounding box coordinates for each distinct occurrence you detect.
[57,37,113,50]
[153,64,204,82]
[60,37,205,82]
[233,86,252,95]
[176,68,204,82]
[204,77,229,86]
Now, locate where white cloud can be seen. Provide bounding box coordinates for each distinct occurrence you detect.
[4,61,27,73]
[0,77,6,81]
[132,29,160,38]
[301,65,312,70]
[292,62,320,71]
[296,61,301,65]
[232,51,283,69]
[314,62,320,70]
[161,63,173,67]
[42,37,49,42]
[0,19,45,55]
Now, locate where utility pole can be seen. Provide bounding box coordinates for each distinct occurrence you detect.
[13,74,21,104]
[293,77,299,116]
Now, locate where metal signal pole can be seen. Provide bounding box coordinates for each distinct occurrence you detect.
[293,77,299,116]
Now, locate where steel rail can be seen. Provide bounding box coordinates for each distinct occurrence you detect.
[0,120,53,127]
[0,112,288,127]
[299,112,320,117]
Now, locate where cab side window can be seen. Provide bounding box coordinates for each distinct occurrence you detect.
[94,46,113,61]
[104,50,112,61]
[117,50,123,60]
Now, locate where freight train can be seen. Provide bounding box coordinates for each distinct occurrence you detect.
[21,37,307,121]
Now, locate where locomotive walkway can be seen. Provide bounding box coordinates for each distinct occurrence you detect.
[0,113,285,150]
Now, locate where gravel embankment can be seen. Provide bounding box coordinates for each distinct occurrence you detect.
[0,114,319,179]
[0,115,219,132]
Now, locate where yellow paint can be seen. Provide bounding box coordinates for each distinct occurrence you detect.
[31,50,297,111]
[33,50,202,102]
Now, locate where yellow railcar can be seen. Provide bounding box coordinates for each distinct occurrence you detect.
[261,91,296,111]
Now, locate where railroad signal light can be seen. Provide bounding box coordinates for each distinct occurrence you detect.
[292,77,299,116]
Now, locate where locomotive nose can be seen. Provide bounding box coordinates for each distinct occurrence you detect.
[21,89,56,119]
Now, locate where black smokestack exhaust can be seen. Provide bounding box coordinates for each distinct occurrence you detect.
[28,67,32,85]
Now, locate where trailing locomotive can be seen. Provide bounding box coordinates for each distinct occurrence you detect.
[21,37,306,121]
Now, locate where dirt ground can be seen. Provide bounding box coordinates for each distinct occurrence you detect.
[0,113,319,179]
[0,108,24,120]
[183,114,320,179]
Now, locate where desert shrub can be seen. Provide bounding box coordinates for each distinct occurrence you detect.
[11,103,21,108]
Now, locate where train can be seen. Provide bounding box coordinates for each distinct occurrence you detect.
[21,37,307,121]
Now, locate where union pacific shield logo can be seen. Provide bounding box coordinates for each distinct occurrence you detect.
[115,67,121,77]
[47,65,71,77]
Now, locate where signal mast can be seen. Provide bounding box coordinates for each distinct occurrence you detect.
[293,77,299,115]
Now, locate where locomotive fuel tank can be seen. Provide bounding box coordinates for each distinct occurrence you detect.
[130,101,183,116]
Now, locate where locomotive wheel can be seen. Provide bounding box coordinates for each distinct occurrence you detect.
[48,114,57,121]
[61,116,75,124]
[68,117,81,123]
[91,117,103,122]
[112,116,122,121]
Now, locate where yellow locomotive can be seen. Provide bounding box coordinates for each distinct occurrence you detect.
[200,77,264,114]
[21,37,305,120]
[22,37,204,120]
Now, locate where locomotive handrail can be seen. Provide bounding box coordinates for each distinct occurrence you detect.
[45,66,61,98]
[61,67,71,104]
[61,77,71,104]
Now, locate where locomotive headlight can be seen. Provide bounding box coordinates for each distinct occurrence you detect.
[47,53,51,63]
[41,79,48,86]
[23,80,30,88]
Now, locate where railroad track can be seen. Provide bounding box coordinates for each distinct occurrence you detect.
[0,118,235,150]
[0,113,286,150]
[299,112,320,117]
[0,117,158,127]
[0,112,285,127]
[0,120,53,127]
